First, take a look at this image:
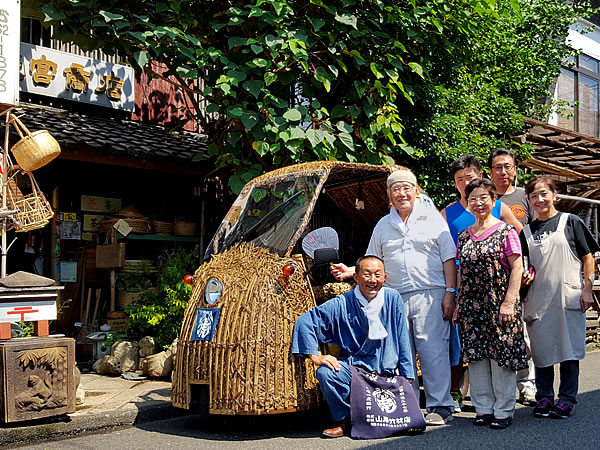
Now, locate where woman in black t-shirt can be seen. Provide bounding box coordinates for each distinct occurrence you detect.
[520,176,599,420]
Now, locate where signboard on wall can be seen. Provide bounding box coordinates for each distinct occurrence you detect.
[20,43,135,111]
[0,1,21,108]
[81,195,122,213]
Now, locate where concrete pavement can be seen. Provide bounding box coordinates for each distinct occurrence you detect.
[3,349,600,448]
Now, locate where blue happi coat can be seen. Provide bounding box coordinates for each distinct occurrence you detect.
[292,287,414,379]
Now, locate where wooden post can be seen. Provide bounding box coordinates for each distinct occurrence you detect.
[34,320,49,337]
[110,270,116,311]
[109,229,117,311]
[83,287,92,325]
[91,288,101,326]
[0,323,11,340]
[1,111,11,278]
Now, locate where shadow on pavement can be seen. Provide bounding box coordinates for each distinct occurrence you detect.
[134,353,600,448]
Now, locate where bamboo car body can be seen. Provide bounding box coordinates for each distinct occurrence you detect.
[171,161,407,415]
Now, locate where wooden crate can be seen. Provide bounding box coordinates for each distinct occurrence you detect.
[0,337,76,423]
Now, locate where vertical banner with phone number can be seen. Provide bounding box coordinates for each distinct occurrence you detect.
[0,1,21,107]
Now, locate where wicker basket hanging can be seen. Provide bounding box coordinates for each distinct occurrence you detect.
[5,167,54,232]
[9,114,61,172]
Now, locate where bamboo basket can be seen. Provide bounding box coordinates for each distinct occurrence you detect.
[99,218,152,234]
[174,221,197,236]
[171,243,321,414]
[10,114,61,171]
[5,167,54,232]
[152,220,173,235]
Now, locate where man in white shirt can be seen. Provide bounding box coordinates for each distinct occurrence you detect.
[332,169,457,425]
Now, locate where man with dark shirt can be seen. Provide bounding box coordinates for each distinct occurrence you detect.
[489,148,536,226]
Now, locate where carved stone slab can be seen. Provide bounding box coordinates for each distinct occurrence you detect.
[0,337,75,422]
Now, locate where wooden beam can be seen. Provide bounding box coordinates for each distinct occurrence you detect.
[525,118,600,146]
[523,158,592,179]
[574,166,600,175]
[57,147,211,175]
[558,176,600,187]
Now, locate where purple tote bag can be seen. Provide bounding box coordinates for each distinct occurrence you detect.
[349,366,426,439]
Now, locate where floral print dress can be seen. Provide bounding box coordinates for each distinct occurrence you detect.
[457,222,528,371]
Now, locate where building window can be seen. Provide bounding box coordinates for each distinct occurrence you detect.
[20,18,120,65]
[556,53,600,137]
[21,18,52,47]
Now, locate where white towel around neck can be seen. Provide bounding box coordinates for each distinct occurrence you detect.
[389,206,408,233]
[354,286,388,340]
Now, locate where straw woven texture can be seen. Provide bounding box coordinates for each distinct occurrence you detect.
[172,243,321,414]
[250,161,405,185]
[5,168,54,232]
[98,218,152,233]
[10,115,61,171]
[152,220,173,235]
[172,162,416,414]
[174,221,197,236]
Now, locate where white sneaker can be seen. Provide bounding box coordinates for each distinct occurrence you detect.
[451,391,464,413]
[425,409,454,425]
[519,385,537,405]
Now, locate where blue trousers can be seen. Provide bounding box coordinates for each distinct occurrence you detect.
[535,360,579,405]
[315,361,352,422]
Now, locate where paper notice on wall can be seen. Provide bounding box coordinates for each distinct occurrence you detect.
[113,219,132,236]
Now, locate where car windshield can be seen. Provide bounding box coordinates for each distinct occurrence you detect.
[205,174,322,259]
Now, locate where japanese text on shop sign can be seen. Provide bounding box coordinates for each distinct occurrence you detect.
[20,43,135,111]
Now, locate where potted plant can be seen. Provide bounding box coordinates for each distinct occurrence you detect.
[125,249,197,349]
[116,260,158,310]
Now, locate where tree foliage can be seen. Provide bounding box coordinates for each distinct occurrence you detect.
[36,0,592,201]
[409,0,594,204]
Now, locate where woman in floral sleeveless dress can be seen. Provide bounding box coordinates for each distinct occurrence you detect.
[455,178,528,429]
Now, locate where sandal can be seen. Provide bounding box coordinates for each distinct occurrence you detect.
[490,416,512,429]
[474,414,494,426]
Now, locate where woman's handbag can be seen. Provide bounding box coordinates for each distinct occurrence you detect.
[349,366,426,439]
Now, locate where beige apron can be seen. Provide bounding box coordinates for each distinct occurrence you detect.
[523,213,586,368]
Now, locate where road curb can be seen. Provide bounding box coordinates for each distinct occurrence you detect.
[0,402,187,448]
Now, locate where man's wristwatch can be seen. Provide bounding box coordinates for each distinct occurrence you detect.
[445,287,456,294]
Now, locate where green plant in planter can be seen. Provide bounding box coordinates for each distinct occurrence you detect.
[125,249,196,349]
[117,260,156,292]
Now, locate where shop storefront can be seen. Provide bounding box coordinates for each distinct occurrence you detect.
[1,11,227,336]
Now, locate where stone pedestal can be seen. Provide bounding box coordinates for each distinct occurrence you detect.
[0,336,76,423]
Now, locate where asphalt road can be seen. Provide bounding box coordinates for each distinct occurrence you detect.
[16,350,600,450]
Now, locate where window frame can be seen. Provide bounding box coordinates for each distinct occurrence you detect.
[559,53,600,136]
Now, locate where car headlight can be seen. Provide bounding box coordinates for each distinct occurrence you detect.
[204,278,223,304]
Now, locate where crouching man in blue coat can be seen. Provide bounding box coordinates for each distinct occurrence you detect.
[292,255,414,438]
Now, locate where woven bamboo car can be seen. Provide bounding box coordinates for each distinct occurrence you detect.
[171,161,408,415]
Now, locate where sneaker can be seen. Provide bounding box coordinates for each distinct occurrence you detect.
[533,398,553,418]
[451,391,464,413]
[550,401,573,419]
[518,386,537,406]
[425,408,454,425]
